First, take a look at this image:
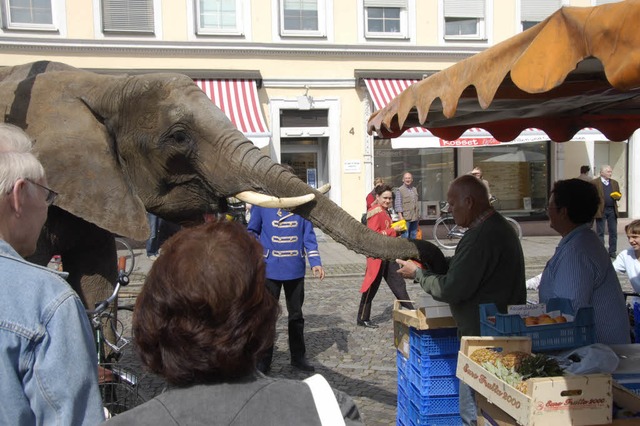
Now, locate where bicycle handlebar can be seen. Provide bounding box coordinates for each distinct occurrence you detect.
[86,256,131,316]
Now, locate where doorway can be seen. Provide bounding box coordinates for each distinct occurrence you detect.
[281,137,328,189]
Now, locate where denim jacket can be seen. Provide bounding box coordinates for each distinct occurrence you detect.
[0,240,105,425]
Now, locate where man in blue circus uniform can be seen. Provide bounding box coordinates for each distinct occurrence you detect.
[248,205,325,373]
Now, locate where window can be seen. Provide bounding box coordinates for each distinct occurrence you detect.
[520,0,562,32]
[443,0,485,40]
[472,142,550,214]
[196,0,242,34]
[102,0,154,34]
[280,0,325,37]
[3,0,54,30]
[364,0,407,39]
[373,139,455,210]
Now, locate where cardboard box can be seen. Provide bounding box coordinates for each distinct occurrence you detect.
[457,336,612,426]
[477,383,640,425]
[393,300,456,358]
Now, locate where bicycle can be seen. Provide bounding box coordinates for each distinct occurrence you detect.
[432,201,523,250]
[86,251,147,417]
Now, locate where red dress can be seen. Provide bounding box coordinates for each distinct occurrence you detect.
[359,205,398,293]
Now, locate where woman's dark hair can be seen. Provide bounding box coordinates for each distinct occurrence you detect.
[551,178,599,225]
[374,184,393,196]
[133,220,280,386]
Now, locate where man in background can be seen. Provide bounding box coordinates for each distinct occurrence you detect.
[592,165,620,258]
[0,123,104,425]
[394,172,420,239]
[577,165,591,181]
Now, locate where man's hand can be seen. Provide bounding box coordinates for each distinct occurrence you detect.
[396,259,418,279]
[312,265,325,281]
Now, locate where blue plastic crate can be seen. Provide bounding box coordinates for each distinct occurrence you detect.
[397,350,409,374]
[407,384,459,415]
[615,379,640,397]
[407,400,462,425]
[409,354,457,378]
[407,369,459,396]
[398,386,409,412]
[409,327,460,357]
[479,298,595,352]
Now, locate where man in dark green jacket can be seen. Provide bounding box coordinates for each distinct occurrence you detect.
[397,174,526,426]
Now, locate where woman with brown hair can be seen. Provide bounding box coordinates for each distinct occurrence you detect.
[105,220,362,425]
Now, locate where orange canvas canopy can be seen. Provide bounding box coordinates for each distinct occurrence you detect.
[368,0,640,143]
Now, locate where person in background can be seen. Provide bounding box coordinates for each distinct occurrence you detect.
[577,165,592,181]
[613,219,640,296]
[146,212,162,259]
[365,177,385,210]
[396,175,526,426]
[104,221,362,425]
[247,165,325,373]
[592,164,621,258]
[394,172,420,239]
[357,185,414,329]
[539,178,629,344]
[470,166,492,200]
[0,123,104,425]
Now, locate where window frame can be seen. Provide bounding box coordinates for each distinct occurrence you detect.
[364,6,408,39]
[2,0,57,31]
[279,0,326,38]
[101,0,155,35]
[518,0,565,33]
[442,0,486,41]
[195,0,244,35]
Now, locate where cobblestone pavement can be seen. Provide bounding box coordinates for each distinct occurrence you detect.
[117,222,634,426]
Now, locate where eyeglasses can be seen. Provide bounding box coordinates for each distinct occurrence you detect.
[26,179,58,206]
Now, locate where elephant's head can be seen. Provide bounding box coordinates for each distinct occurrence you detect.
[0,61,446,271]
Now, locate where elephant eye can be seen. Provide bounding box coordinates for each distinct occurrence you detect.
[172,130,189,144]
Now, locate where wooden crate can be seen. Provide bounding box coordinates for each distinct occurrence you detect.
[457,337,612,426]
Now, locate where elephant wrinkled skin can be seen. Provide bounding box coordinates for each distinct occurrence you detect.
[0,61,446,309]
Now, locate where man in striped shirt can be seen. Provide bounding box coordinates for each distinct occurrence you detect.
[539,179,630,344]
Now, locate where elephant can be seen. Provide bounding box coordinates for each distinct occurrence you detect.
[0,61,447,311]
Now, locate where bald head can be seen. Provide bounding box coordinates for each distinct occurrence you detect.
[447,175,492,227]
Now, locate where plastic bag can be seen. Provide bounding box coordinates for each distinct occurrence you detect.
[553,343,619,375]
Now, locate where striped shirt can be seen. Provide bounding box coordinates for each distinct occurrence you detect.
[539,224,630,344]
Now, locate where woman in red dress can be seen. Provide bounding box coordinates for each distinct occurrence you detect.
[357,185,415,328]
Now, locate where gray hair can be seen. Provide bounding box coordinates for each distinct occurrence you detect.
[0,123,45,194]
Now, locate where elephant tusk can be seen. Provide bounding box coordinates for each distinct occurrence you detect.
[235,191,315,208]
[317,184,331,194]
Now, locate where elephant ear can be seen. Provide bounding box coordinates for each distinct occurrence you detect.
[0,63,149,240]
[34,129,150,241]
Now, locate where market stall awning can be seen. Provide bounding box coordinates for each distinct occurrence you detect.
[364,78,608,147]
[195,79,270,148]
[367,1,640,143]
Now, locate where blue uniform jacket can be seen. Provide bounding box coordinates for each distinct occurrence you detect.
[247,206,322,281]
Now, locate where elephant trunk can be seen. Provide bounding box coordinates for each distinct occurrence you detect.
[222,143,447,272]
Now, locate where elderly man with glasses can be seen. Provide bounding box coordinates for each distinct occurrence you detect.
[0,123,104,425]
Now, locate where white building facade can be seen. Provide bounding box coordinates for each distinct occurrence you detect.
[0,0,632,220]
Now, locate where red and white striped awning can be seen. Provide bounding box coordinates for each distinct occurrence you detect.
[364,78,608,148]
[195,79,270,148]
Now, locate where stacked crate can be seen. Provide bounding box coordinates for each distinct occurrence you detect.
[397,327,461,426]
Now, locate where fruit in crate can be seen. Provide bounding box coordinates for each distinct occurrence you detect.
[470,349,565,395]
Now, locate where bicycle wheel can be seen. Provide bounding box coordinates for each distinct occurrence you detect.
[505,217,523,240]
[432,216,464,250]
[115,237,135,276]
[99,364,147,417]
